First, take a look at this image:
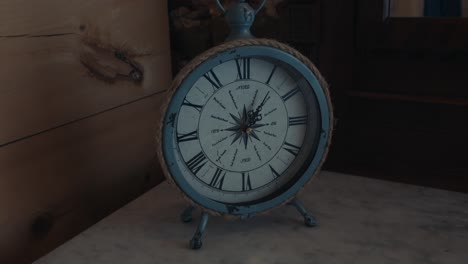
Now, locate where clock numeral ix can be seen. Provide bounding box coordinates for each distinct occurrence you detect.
[236,58,251,80]
[210,168,226,190]
[204,70,223,90]
[289,116,307,126]
[177,130,198,143]
[242,172,253,191]
[283,142,301,156]
[186,152,207,175]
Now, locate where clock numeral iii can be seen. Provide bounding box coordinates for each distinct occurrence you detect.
[242,172,253,191]
[177,130,198,143]
[204,70,223,90]
[210,168,226,190]
[236,58,251,80]
[186,152,207,175]
[283,142,301,156]
[289,116,307,126]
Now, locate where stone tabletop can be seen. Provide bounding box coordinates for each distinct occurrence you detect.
[35,171,468,264]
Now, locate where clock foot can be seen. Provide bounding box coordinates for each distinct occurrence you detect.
[289,198,317,227]
[181,206,196,223]
[189,211,209,250]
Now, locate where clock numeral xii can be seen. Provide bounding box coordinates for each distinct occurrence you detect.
[236,58,251,80]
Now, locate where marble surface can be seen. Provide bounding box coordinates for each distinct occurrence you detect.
[35,171,468,264]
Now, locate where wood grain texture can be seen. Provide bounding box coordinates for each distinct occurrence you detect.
[0,94,166,264]
[0,1,172,262]
[0,0,171,146]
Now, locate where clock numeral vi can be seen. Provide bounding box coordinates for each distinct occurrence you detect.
[242,172,253,191]
[186,152,207,175]
[177,130,198,143]
[281,86,300,102]
[203,70,223,90]
[236,58,251,80]
[289,116,307,126]
[210,168,226,190]
[283,142,301,157]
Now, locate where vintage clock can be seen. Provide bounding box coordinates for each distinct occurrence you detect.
[157,0,333,249]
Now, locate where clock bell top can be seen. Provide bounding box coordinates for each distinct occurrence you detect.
[216,0,266,41]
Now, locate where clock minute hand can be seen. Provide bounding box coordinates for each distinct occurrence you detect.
[259,91,270,110]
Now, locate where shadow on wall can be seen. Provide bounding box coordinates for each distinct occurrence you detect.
[390,0,468,17]
[169,0,287,75]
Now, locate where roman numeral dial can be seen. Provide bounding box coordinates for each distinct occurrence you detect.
[289,116,307,126]
[269,165,281,179]
[236,58,251,80]
[171,55,317,204]
[210,168,226,190]
[183,98,203,112]
[242,172,253,191]
[266,65,277,85]
[281,86,300,102]
[204,69,223,90]
[177,130,198,143]
[186,152,207,175]
[283,142,301,156]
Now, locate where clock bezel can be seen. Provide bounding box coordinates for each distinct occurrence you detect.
[160,41,332,216]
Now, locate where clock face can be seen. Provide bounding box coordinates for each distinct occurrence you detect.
[162,45,331,214]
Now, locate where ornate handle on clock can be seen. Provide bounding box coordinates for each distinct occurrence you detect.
[216,0,266,41]
[216,0,267,15]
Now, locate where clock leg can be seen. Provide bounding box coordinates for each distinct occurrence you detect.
[289,198,317,227]
[181,206,196,223]
[189,211,209,250]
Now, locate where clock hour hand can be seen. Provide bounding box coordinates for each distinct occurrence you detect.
[248,91,270,126]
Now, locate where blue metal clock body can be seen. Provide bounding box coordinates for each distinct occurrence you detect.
[158,0,333,249]
[162,42,332,216]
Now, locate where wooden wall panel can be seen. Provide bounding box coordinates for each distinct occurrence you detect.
[0,95,166,264]
[0,0,171,146]
[0,1,172,262]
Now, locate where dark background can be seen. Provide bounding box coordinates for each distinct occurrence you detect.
[169,0,468,193]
